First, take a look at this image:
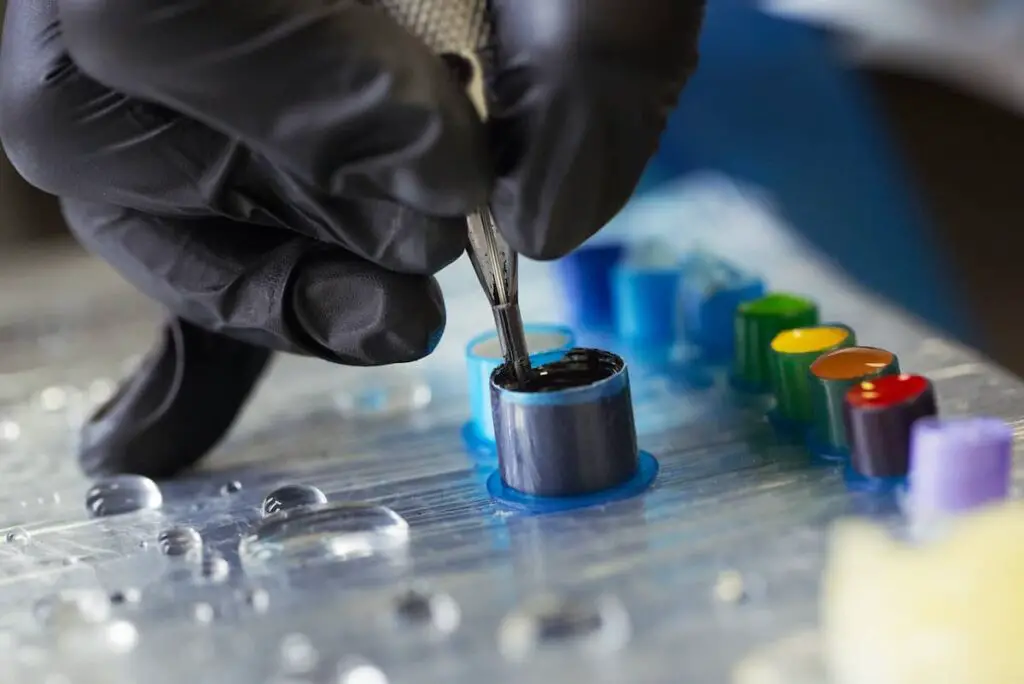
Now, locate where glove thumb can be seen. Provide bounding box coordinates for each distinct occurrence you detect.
[78,317,272,479]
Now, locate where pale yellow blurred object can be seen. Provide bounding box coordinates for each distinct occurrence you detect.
[823,503,1024,684]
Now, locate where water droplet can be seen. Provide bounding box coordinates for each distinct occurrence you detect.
[714,569,746,604]
[337,659,389,684]
[240,502,409,564]
[86,378,116,404]
[261,484,328,518]
[0,420,21,442]
[53,617,138,657]
[220,480,243,496]
[109,589,141,606]
[97,620,138,654]
[5,528,29,544]
[35,590,112,627]
[241,587,271,613]
[333,381,432,418]
[85,475,162,517]
[497,594,631,662]
[193,602,215,624]
[157,526,202,557]
[39,386,68,412]
[393,588,460,634]
[279,633,318,674]
[198,551,230,583]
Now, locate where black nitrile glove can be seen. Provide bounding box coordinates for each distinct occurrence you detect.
[0,0,704,478]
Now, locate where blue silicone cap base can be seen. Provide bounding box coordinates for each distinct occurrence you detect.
[842,464,906,494]
[805,429,848,463]
[486,451,659,514]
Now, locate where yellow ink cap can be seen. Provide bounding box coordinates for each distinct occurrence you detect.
[771,326,851,354]
[769,325,856,424]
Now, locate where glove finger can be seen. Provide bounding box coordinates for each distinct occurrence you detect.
[56,0,492,217]
[488,0,705,259]
[80,318,272,479]
[62,198,449,365]
[0,2,468,277]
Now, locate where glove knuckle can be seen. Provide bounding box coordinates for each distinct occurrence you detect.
[0,65,79,196]
[371,212,467,276]
[57,0,152,91]
[375,279,446,364]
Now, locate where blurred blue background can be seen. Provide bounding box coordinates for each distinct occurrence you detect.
[632,0,970,343]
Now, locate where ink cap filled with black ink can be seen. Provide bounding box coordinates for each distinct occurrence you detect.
[489,348,639,498]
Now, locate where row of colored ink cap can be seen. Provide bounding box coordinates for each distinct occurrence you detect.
[458,241,1013,519]
[736,286,1012,521]
[551,241,1014,520]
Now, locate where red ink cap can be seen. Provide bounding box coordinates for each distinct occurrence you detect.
[843,374,937,478]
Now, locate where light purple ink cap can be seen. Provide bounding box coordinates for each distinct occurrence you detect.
[908,416,1013,514]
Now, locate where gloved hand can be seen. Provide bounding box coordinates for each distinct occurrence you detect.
[0,0,704,478]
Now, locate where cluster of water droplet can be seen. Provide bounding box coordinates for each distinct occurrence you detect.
[72,477,412,608]
[57,474,648,675]
[241,485,410,566]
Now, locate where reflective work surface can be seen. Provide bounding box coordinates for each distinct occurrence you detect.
[0,177,1020,683]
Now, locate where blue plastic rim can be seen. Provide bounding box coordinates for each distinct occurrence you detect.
[492,353,628,408]
[552,243,626,331]
[486,451,659,514]
[462,324,576,450]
